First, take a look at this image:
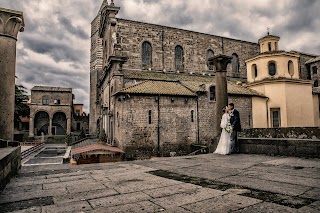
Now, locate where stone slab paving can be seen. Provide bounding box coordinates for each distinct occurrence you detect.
[0,154,319,212]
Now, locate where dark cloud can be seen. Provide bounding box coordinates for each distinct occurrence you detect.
[22,35,85,63]
[58,16,89,40]
[1,0,319,112]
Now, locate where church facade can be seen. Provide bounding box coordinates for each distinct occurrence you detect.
[90,1,319,156]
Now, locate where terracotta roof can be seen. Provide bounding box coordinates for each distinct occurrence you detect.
[181,81,207,92]
[32,86,72,92]
[72,143,124,156]
[71,138,124,156]
[122,71,265,97]
[118,80,197,96]
[258,34,280,42]
[227,82,266,97]
[123,70,214,82]
[181,81,266,97]
[306,56,320,64]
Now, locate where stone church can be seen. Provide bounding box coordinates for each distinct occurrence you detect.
[90,1,319,155]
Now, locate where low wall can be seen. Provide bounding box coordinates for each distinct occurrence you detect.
[239,127,320,139]
[0,147,21,190]
[239,138,320,158]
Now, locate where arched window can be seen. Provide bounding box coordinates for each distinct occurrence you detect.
[209,86,216,101]
[288,60,294,76]
[268,61,276,76]
[142,41,152,65]
[252,64,258,79]
[148,110,152,124]
[231,53,239,72]
[314,80,319,87]
[191,110,194,122]
[42,96,49,105]
[207,49,214,70]
[175,45,184,70]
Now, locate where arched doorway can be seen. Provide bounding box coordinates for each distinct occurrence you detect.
[34,111,50,136]
[52,112,67,135]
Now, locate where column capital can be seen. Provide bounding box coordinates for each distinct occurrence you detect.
[208,54,232,72]
[0,7,25,40]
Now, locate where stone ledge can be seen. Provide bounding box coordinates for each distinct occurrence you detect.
[0,147,21,190]
[239,138,320,158]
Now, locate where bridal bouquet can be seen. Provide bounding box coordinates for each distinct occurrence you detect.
[225,123,233,133]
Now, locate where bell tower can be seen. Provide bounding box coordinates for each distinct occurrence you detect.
[258,32,280,53]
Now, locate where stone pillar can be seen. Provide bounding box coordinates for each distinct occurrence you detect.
[67,118,71,134]
[208,55,232,137]
[29,117,34,137]
[0,8,24,140]
[48,118,52,136]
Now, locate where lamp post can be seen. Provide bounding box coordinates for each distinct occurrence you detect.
[208,55,232,138]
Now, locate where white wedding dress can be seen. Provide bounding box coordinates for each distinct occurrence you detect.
[214,113,232,155]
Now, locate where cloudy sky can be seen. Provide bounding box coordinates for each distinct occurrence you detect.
[2,0,319,112]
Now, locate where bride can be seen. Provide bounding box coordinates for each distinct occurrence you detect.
[214,106,232,155]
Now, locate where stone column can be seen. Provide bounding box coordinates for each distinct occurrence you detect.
[29,117,34,137]
[208,55,232,137]
[67,118,71,134]
[0,8,24,140]
[48,118,52,136]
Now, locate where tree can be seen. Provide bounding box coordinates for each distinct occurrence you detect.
[14,85,30,127]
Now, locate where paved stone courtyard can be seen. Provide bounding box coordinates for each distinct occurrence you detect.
[0,154,319,212]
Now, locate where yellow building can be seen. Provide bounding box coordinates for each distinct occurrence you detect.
[245,34,320,128]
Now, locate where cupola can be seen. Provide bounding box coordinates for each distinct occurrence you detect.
[258,33,280,53]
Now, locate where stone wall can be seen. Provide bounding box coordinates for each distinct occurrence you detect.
[115,95,197,158]
[229,96,253,129]
[31,91,72,106]
[113,93,253,159]
[297,53,316,80]
[0,147,21,190]
[117,19,259,78]
[240,138,320,158]
[239,127,320,139]
[90,14,104,134]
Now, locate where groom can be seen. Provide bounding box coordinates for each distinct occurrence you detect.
[228,103,241,153]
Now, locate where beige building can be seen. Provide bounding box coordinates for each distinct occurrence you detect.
[29,86,73,137]
[246,34,320,128]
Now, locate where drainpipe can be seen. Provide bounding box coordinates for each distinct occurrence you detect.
[266,97,270,128]
[196,96,200,144]
[157,95,161,156]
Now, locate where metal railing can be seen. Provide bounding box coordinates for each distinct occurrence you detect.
[21,143,45,160]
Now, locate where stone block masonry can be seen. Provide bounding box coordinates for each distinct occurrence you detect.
[0,147,21,190]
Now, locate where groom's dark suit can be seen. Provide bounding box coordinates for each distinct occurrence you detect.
[230,109,241,153]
